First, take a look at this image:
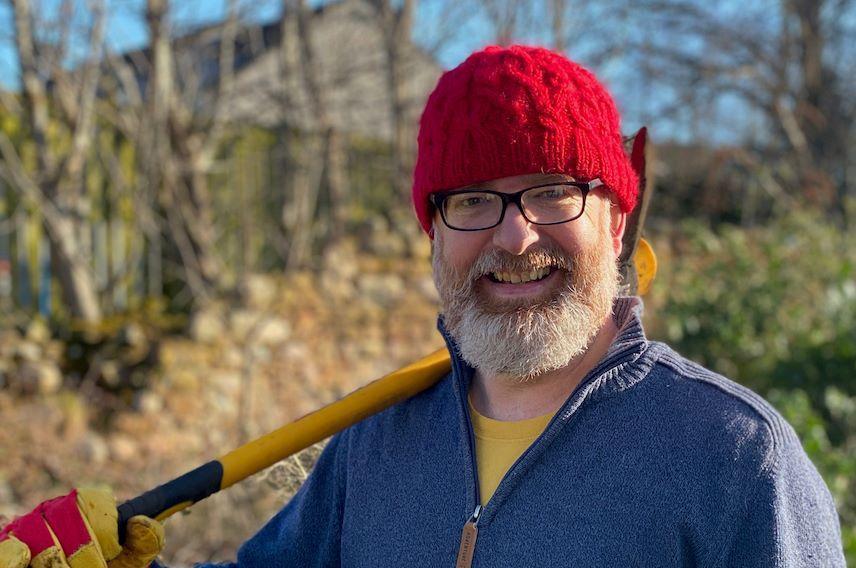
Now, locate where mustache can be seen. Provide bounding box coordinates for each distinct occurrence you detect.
[466,246,573,280]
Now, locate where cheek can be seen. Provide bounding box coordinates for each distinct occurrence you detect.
[435,229,488,270]
[556,208,612,252]
[541,227,590,257]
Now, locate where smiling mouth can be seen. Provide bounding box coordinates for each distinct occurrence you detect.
[486,266,555,284]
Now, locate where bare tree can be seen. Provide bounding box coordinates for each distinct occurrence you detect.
[369,0,416,208]
[145,0,236,298]
[101,0,256,302]
[626,0,854,218]
[480,0,521,44]
[294,0,348,250]
[550,0,565,52]
[409,0,475,58]
[0,0,106,322]
[277,0,350,270]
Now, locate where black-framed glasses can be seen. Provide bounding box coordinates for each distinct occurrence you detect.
[430,178,603,231]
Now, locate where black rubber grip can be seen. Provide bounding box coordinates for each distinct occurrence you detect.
[116,460,224,543]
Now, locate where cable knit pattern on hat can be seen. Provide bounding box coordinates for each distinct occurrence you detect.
[412,45,638,234]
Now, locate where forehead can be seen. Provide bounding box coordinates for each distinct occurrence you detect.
[457,172,575,192]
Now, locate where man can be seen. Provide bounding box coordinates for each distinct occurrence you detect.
[0,45,845,567]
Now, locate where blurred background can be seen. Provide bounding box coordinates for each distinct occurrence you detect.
[0,0,853,564]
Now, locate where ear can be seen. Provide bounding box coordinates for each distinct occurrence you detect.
[610,205,627,258]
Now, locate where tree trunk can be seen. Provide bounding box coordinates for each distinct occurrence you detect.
[788,0,841,210]
[550,0,565,51]
[323,127,348,246]
[282,0,350,263]
[145,0,225,299]
[283,132,324,270]
[372,0,416,211]
[47,217,101,322]
[9,0,103,322]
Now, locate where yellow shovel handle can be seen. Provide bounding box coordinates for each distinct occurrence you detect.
[116,348,452,537]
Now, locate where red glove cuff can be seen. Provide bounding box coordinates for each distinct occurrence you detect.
[0,490,92,558]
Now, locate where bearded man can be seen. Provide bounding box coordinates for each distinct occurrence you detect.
[0,45,845,568]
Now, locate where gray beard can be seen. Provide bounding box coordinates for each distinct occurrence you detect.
[432,233,618,382]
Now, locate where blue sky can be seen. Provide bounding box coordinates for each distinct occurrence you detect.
[0,0,476,87]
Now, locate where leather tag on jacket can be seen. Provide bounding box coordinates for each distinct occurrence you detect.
[455,520,478,568]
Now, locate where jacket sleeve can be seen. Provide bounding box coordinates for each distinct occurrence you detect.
[177,429,351,568]
[721,431,845,567]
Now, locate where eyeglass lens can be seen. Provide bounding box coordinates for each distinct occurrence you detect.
[443,184,585,230]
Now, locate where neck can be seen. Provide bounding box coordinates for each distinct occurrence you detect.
[469,315,619,421]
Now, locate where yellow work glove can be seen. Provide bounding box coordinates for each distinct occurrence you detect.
[0,488,163,568]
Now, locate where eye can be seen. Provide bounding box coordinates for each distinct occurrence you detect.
[448,192,496,209]
[530,186,571,200]
[461,196,486,207]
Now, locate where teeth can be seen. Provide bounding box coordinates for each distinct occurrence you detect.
[491,267,552,283]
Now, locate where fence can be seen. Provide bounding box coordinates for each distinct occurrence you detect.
[0,128,396,319]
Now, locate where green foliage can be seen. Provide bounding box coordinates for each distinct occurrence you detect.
[646,210,856,562]
[346,135,396,224]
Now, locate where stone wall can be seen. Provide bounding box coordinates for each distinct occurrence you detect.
[0,239,441,565]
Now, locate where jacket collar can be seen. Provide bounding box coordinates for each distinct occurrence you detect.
[437,296,658,404]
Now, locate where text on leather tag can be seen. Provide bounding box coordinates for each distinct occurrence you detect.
[455,520,478,568]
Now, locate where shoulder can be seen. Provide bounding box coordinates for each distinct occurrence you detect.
[640,342,802,475]
[625,343,838,539]
[640,346,843,564]
[344,370,458,450]
[305,373,458,489]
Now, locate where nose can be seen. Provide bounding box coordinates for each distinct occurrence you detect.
[492,204,540,255]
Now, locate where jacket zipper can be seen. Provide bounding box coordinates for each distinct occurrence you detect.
[441,304,650,565]
[451,347,577,568]
[455,504,481,568]
[449,348,484,567]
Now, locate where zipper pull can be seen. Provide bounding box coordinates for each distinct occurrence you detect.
[455,505,482,568]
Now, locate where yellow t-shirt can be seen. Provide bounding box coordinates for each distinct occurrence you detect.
[468,397,556,506]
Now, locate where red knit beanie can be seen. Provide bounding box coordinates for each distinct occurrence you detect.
[412,45,638,234]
